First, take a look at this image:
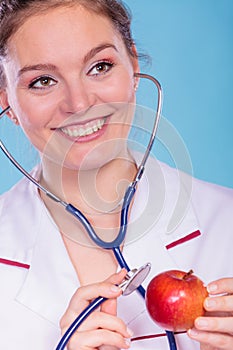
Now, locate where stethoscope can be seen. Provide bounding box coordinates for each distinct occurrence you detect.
[0,73,177,350]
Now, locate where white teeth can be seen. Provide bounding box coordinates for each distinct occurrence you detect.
[86,127,93,135]
[79,128,85,136]
[61,118,105,137]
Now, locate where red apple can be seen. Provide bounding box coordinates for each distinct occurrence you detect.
[145,269,208,331]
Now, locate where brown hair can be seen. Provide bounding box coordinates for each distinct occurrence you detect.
[0,0,137,87]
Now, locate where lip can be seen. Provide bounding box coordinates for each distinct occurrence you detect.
[55,115,110,143]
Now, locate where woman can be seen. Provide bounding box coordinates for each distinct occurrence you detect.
[0,0,232,349]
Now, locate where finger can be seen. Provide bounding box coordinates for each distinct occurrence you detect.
[195,316,233,334]
[61,284,121,329]
[61,285,121,330]
[65,280,122,315]
[188,328,233,350]
[76,310,132,338]
[61,270,127,329]
[74,269,127,304]
[105,268,128,285]
[67,329,131,350]
[101,269,128,315]
[204,295,233,313]
[207,278,233,295]
[200,345,219,350]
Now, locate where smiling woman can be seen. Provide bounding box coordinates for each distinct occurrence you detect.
[1,3,138,172]
[0,1,233,350]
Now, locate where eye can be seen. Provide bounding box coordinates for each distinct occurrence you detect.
[29,76,57,89]
[88,61,114,76]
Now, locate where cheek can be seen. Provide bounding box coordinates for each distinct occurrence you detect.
[9,90,56,132]
[95,73,136,134]
[97,70,135,104]
[8,93,56,156]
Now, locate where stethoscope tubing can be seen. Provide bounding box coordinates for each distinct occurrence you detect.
[65,183,136,249]
[0,74,177,350]
[56,295,106,350]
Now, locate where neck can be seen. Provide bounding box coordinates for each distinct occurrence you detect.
[40,149,137,215]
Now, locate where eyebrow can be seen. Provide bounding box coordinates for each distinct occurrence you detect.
[83,43,118,64]
[17,63,57,78]
[17,43,118,78]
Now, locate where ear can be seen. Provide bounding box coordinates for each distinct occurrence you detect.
[0,89,19,125]
[131,45,140,91]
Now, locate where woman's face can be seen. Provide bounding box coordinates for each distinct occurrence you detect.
[1,5,139,170]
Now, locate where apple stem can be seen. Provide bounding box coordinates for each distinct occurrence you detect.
[182,269,194,280]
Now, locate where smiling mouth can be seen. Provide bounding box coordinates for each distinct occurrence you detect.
[60,117,106,138]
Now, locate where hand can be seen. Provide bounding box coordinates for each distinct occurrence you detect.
[60,269,133,350]
[188,277,233,350]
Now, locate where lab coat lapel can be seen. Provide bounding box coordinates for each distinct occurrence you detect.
[16,202,79,327]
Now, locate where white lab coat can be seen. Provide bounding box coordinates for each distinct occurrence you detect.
[0,156,232,350]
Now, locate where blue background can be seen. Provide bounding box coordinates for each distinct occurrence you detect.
[0,0,233,194]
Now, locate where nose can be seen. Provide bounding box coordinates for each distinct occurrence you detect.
[60,78,97,116]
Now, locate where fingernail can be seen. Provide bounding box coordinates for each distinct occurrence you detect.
[124,338,131,347]
[196,317,209,328]
[207,283,218,293]
[126,327,134,337]
[110,285,121,293]
[188,328,199,338]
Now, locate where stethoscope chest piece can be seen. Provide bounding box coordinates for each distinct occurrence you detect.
[119,263,151,296]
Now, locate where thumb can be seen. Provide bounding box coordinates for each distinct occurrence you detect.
[101,269,127,316]
[101,298,118,316]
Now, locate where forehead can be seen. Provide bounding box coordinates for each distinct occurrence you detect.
[6,5,127,64]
